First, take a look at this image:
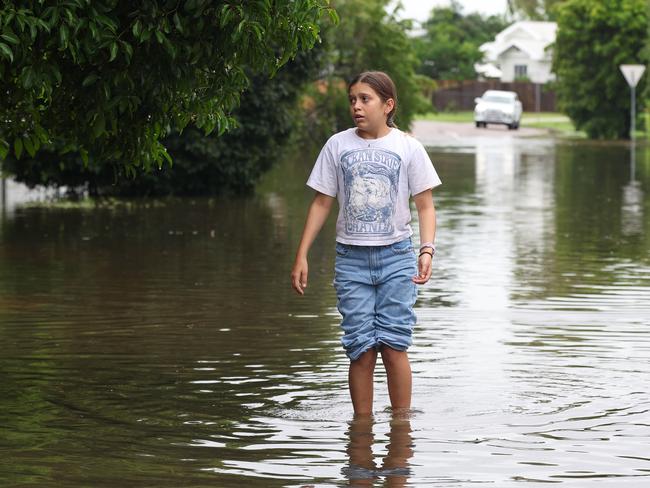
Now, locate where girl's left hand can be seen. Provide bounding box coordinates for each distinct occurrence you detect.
[413,253,432,284]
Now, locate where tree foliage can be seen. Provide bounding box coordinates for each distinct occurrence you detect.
[0,0,334,174]
[302,0,427,137]
[2,46,326,196]
[645,1,650,107]
[414,1,508,81]
[507,0,566,20]
[552,0,648,139]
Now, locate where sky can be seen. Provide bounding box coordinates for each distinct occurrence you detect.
[389,0,510,24]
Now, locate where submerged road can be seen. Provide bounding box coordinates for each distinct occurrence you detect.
[411,120,550,147]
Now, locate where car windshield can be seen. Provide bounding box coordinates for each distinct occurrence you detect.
[482,95,513,104]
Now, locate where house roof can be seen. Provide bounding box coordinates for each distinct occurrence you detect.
[480,21,557,62]
[474,62,502,79]
[496,21,557,44]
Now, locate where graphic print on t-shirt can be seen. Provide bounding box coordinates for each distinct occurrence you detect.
[340,148,401,235]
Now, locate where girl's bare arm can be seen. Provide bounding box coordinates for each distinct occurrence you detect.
[291,192,336,295]
[412,189,436,285]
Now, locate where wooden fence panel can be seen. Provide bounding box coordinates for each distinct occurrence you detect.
[432,80,557,112]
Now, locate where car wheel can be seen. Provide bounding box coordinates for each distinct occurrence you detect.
[475,122,481,128]
[507,124,515,130]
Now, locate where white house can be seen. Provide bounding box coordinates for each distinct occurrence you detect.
[478,21,557,83]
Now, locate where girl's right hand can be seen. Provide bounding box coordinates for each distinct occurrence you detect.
[291,257,309,295]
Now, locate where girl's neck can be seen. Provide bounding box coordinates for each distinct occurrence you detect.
[356,124,392,140]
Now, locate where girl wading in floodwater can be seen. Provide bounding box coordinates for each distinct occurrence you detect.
[291,71,441,415]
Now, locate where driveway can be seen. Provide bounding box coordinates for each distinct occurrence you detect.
[411,120,549,147]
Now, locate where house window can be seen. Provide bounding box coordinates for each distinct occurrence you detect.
[514,64,528,79]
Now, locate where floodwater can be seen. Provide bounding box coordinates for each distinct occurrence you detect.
[1,135,649,487]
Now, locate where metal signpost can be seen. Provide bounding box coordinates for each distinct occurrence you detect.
[620,65,646,139]
[619,65,646,180]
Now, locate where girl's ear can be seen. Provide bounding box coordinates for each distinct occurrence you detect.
[384,98,395,114]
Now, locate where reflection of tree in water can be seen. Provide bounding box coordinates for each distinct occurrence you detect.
[545,143,650,297]
[0,146,343,485]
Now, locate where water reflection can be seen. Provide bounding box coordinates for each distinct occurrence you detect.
[622,145,645,237]
[0,177,61,216]
[1,137,649,486]
[343,414,413,487]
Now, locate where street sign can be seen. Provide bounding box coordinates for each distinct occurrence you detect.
[619,65,646,166]
[620,64,646,88]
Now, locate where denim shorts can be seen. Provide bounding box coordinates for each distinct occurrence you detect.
[333,238,418,361]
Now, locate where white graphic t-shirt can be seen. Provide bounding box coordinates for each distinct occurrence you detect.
[306,127,442,245]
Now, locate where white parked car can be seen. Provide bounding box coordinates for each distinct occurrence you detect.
[474,90,523,130]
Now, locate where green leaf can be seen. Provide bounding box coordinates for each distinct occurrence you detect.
[22,66,35,89]
[59,24,68,46]
[122,41,133,62]
[89,21,98,40]
[1,33,20,45]
[15,15,25,32]
[30,134,41,154]
[328,8,340,25]
[161,18,171,34]
[220,6,232,28]
[109,41,117,61]
[80,148,89,166]
[34,125,48,143]
[3,12,15,27]
[161,147,173,166]
[132,19,141,38]
[97,14,117,33]
[92,112,105,138]
[173,12,183,33]
[0,141,9,161]
[23,136,35,157]
[52,65,62,84]
[82,73,100,87]
[0,42,13,62]
[14,138,23,159]
[162,36,176,58]
[37,18,50,33]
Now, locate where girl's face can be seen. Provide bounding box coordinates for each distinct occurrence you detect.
[348,82,394,134]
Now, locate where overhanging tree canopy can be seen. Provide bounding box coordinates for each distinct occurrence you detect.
[506,0,565,20]
[0,0,335,174]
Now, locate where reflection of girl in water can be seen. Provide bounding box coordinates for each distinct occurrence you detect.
[343,414,413,487]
